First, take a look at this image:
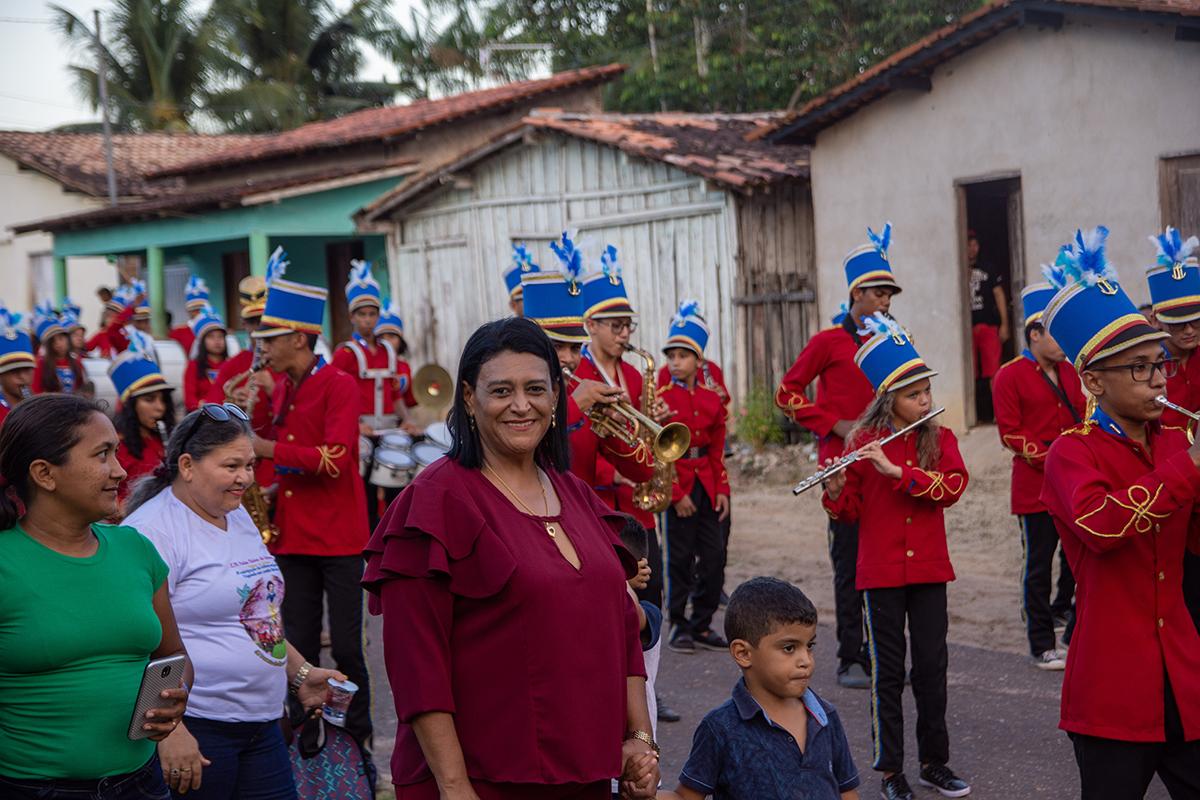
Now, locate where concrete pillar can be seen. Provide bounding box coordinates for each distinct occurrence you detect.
[249,231,269,277]
[53,256,68,303]
[147,246,167,338]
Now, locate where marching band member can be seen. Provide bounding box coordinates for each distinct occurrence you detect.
[60,297,88,355]
[1039,226,1200,797]
[655,310,729,407]
[374,298,418,417]
[250,269,373,748]
[992,280,1084,669]
[775,223,901,689]
[169,276,210,353]
[0,304,35,426]
[31,302,84,395]
[1146,228,1200,430]
[110,331,175,504]
[660,301,731,655]
[503,242,540,317]
[183,304,228,412]
[103,280,154,356]
[822,312,971,800]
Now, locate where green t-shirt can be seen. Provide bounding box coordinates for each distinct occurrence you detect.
[0,523,168,779]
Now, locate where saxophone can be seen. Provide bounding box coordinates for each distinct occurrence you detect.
[625,344,678,513]
[229,343,279,546]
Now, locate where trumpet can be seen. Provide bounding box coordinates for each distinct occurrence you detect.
[1155,395,1200,421]
[792,407,945,495]
[561,366,691,464]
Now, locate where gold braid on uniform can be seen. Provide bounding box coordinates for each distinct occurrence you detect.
[316,444,348,478]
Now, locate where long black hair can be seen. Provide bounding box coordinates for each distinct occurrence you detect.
[39,333,84,393]
[447,317,569,472]
[192,329,228,383]
[124,406,252,515]
[0,394,106,528]
[114,390,177,461]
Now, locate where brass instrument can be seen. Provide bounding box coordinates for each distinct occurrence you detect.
[561,366,690,467]
[413,363,454,411]
[624,344,690,513]
[1155,395,1199,444]
[792,407,945,495]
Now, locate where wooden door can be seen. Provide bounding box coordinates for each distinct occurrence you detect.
[221,251,250,325]
[1160,154,1200,233]
[325,241,365,346]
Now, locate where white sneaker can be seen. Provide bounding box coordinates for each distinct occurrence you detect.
[1034,649,1066,670]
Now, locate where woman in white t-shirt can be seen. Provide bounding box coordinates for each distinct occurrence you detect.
[124,403,344,800]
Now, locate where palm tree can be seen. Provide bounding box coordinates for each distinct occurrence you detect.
[51,0,210,132]
[204,0,396,132]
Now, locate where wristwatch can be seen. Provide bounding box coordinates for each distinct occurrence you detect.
[625,729,661,756]
[289,661,313,696]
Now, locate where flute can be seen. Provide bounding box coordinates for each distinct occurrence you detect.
[155,420,170,450]
[792,406,946,495]
[1155,395,1200,421]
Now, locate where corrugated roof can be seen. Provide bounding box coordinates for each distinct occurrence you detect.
[148,64,626,178]
[763,0,1200,144]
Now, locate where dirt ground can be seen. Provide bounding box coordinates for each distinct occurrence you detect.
[728,422,1040,656]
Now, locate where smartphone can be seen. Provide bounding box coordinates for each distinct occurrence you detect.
[126,654,187,740]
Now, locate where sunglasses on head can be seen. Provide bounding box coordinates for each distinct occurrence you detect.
[180,403,250,452]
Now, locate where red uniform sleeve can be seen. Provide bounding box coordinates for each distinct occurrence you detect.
[711,403,730,497]
[330,346,357,375]
[106,304,134,353]
[84,330,108,354]
[272,374,359,478]
[992,365,1048,470]
[1043,435,1200,554]
[380,578,457,722]
[601,436,655,484]
[895,430,968,508]
[775,339,840,437]
[182,364,201,412]
[823,459,864,523]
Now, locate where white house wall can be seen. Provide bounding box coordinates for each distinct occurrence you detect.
[387,135,738,394]
[810,15,1200,430]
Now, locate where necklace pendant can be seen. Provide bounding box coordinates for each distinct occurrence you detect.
[544,522,557,539]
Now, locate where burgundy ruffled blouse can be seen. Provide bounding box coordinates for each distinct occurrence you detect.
[362,456,644,790]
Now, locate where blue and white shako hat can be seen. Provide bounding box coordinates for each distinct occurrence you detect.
[109,331,171,402]
[60,297,82,318]
[1146,226,1200,324]
[1021,280,1057,327]
[524,231,587,343]
[185,276,211,312]
[1044,226,1166,370]
[583,243,636,319]
[32,300,66,342]
[504,243,540,301]
[189,303,226,344]
[0,304,35,374]
[663,300,709,357]
[252,246,328,339]
[854,312,936,395]
[843,222,902,295]
[346,259,382,312]
[130,279,150,320]
[375,297,404,338]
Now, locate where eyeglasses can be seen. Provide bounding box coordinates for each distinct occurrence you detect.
[601,319,637,334]
[1164,319,1200,333]
[180,403,250,452]
[1087,358,1178,383]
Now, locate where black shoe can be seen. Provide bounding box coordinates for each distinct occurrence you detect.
[693,628,730,651]
[1053,612,1070,630]
[669,628,696,654]
[918,763,971,797]
[837,662,871,689]
[880,772,915,800]
[656,695,681,723]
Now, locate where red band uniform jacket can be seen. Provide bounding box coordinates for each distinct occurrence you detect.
[992,352,1085,515]
[776,317,876,462]
[206,350,280,488]
[657,360,729,406]
[184,357,224,412]
[267,358,368,557]
[331,340,417,416]
[117,431,165,503]
[1040,412,1200,742]
[566,394,654,491]
[823,426,968,589]
[1161,351,1200,431]
[660,380,730,505]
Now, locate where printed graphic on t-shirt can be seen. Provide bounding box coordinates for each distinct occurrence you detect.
[234,556,286,663]
[56,366,76,393]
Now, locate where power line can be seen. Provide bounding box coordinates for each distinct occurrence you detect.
[0,16,55,25]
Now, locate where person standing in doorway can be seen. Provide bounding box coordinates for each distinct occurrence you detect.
[968,230,1009,422]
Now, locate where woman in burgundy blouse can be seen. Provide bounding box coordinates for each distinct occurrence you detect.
[363,318,660,800]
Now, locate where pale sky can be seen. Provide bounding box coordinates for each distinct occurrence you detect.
[0,0,436,131]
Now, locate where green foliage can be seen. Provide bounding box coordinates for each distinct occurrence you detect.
[735,384,785,450]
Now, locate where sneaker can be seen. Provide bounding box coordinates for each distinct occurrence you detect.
[1033,649,1066,671]
[837,662,871,689]
[656,694,681,723]
[918,763,971,797]
[669,628,695,654]
[693,628,730,651]
[880,772,915,800]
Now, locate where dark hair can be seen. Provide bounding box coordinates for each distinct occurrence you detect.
[114,391,176,461]
[447,318,569,471]
[619,514,648,560]
[124,407,252,514]
[192,331,228,383]
[1025,320,1045,340]
[724,577,818,646]
[304,333,318,352]
[0,394,106,528]
[39,336,83,393]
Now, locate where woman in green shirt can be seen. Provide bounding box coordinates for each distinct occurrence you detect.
[0,394,190,799]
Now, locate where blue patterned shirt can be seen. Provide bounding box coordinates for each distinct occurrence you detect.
[679,678,859,799]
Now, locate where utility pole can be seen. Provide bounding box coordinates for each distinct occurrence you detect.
[94,9,118,206]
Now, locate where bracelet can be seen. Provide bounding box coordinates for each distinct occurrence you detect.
[625,729,660,756]
[289,661,313,696]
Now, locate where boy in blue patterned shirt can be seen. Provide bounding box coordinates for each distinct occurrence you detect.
[664,577,860,800]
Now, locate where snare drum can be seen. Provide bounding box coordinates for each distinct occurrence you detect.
[412,441,447,473]
[424,421,452,450]
[371,448,417,489]
[358,436,374,477]
[379,431,414,451]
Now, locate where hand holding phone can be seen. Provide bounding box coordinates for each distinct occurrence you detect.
[127,655,189,741]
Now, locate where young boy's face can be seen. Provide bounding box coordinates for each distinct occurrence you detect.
[1081,340,1169,423]
[352,306,380,338]
[732,621,817,701]
[666,348,699,382]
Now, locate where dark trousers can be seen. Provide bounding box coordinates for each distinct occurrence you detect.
[1020,512,1073,655]
[635,520,665,610]
[667,483,725,634]
[1051,544,1076,618]
[829,519,868,670]
[178,717,296,800]
[363,473,402,536]
[1069,676,1200,799]
[0,756,169,800]
[1185,551,1200,634]
[276,554,373,745]
[863,583,950,774]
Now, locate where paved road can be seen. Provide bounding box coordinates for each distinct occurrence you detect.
[361,611,1170,799]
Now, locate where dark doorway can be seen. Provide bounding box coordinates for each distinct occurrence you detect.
[325,240,365,346]
[221,250,250,328]
[959,176,1023,425]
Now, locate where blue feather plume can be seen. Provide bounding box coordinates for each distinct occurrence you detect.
[857,311,906,341]
[125,326,154,359]
[1060,226,1118,288]
[549,233,583,282]
[671,299,702,327]
[266,246,289,284]
[867,222,893,257]
[186,276,208,294]
[599,244,621,280]
[1150,226,1199,268]
[61,296,81,316]
[512,242,540,273]
[347,259,377,288]
[0,303,20,335]
[831,302,849,325]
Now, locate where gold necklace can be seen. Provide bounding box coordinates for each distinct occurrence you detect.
[483,462,558,539]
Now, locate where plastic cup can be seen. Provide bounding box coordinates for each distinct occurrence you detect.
[322,678,358,727]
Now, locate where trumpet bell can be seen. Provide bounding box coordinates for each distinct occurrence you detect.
[414,364,454,410]
[653,421,691,462]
